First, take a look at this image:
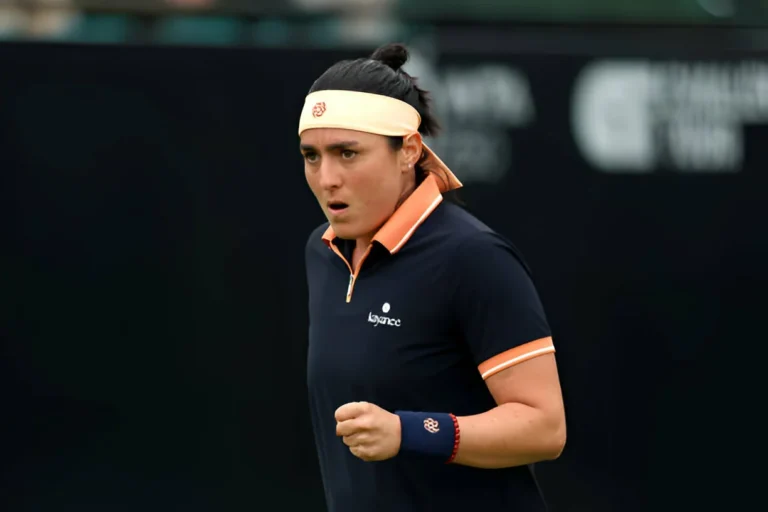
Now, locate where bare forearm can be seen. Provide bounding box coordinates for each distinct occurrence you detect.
[452,402,566,469]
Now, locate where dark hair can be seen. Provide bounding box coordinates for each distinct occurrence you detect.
[308,43,444,188]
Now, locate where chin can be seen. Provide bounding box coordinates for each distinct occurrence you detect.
[328,223,360,240]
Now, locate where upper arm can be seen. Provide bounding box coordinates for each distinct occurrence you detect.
[484,352,564,416]
[453,230,556,382]
[452,232,565,437]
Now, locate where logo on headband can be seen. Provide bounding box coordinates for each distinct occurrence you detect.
[312,102,327,118]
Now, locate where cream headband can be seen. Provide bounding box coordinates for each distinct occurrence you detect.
[298,90,462,193]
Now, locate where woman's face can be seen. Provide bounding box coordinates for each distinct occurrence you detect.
[301,128,419,244]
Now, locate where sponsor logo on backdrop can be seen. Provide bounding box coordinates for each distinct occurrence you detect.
[572,60,768,173]
[403,50,536,185]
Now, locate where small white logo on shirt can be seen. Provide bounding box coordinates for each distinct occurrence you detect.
[368,303,401,327]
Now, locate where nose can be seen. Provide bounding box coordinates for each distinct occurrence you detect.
[316,159,343,191]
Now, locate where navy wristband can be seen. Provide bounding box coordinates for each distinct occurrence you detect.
[395,411,456,460]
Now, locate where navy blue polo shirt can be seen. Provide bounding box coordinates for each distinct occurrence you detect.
[305,175,555,511]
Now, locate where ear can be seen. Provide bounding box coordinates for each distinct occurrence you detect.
[400,133,423,172]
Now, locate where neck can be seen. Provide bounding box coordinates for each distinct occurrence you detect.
[355,236,373,253]
[354,178,418,254]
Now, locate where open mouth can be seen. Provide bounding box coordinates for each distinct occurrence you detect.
[327,202,349,214]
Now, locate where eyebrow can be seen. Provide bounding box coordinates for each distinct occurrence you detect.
[300,141,360,152]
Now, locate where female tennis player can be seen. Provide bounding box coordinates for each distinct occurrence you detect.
[301,43,566,511]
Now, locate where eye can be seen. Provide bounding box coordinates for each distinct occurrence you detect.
[303,152,319,164]
[341,150,357,160]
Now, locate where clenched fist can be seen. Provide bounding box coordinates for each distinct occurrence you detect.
[335,401,401,462]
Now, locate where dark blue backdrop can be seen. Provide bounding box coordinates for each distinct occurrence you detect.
[1,37,764,511]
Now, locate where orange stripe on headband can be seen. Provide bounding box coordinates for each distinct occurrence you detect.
[297,90,462,193]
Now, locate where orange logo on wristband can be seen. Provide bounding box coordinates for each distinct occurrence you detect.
[423,418,440,433]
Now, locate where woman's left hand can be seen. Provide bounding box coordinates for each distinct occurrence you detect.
[335,401,401,462]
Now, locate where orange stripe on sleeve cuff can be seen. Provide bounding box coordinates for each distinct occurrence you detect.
[478,337,555,380]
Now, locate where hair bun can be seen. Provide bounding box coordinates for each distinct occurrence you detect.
[370,43,409,72]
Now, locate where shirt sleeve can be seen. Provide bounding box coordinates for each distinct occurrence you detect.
[452,230,555,380]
